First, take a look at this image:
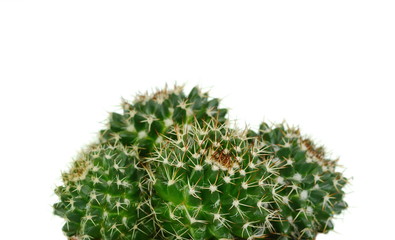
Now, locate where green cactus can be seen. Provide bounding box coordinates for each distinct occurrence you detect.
[148,120,274,239]
[255,122,348,239]
[53,85,348,240]
[99,84,228,156]
[53,143,155,239]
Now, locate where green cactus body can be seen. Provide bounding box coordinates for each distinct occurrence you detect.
[53,85,348,240]
[99,85,228,156]
[53,143,154,239]
[148,121,271,240]
[255,122,348,239]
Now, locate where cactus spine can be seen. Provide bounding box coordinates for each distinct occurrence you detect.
[53,85,347,240]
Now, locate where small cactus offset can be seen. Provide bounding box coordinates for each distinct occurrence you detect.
[54,85,348,240]
[53,143,155,239]
[255,122,348,238]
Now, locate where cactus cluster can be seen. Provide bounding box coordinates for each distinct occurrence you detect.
[54,85,348,240]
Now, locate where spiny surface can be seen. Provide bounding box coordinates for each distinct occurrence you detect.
[99,85,228,156]
[254,122,348,239]
[53,143,155,240]
[53,85,348,240]
[147,120,348,240]
[148,121,286,240]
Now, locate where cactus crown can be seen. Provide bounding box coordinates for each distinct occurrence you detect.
[99,84,227,156]
[54,85,347,240]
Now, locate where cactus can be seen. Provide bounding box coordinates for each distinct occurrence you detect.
[253,122,348,239]
[99,84,227,156]
[148,120,274,239]
[53,143,155,239]
[53,85,347,240]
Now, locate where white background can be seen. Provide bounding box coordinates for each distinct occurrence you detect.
[1,1,394,239]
